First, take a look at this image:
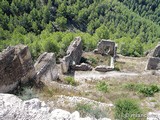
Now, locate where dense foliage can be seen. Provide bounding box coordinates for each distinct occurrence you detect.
[0,0,160,59]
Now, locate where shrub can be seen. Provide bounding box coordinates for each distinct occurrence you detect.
[115,98,143,120]
[64,76,76,86]
[124,83,160,97]
[96,81,108,93]
[17,87,37,100]
[76,103,108,119]
[139,85,160,97]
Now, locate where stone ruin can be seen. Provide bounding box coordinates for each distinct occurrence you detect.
[61,37,83,73]
[34,52,58,82]
[0,37,117,92]
[93,39,117,72]
[0,45,59,92]
[146,43,160,70]
[0,45,35,92]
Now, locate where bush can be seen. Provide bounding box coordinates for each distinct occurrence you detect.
[17,87,37,100]
[139,85,160,97]
[96,81,108,93]
[115,98,143,120]
[125,83,160,97]
[64,76,76,86]
[76,103,108,119]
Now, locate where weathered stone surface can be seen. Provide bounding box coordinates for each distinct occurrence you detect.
[146,57,160,70]
[72,63,92,71]
[34,52,58,82]
[0,45,35,92]
[95,65,114,72]
[93,39,116,57]
[61,36,83,73]
[0,93,111,120]
[147,111,160,120]
[152,43,160,57]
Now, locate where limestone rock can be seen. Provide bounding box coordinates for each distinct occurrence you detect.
[61,37,83,73]
[0,45,35,92]
[95,65,114,72]
[0,93,111,120]
[72,63,92,71]
[146,57,160,70]
[147,111,160,120]
[34,52,58,82]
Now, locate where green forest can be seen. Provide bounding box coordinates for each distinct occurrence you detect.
[0,0,160,59]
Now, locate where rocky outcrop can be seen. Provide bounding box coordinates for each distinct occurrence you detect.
[94,39,116,57]
[34,52,58,82]
[146,43,160,70]
[0,45,35,92]
[0,93,111,120]
[95,65,114,72]
[61,37,83,73]
[72,63,92,71]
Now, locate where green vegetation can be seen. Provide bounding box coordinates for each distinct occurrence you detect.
[139,85,160,97]
[115,98,143,120]
[76,103,108,119]
[16,87,37,100]
[1,0,160,59]
[124,83,160,97]
[64,76,76,86]
[96,81,108,93]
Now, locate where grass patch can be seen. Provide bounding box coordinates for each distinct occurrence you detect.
[76,103,108,119]
[115,98,143,120]
[96,81,108,93]
[124,83,160,97]
[64,76,76,86]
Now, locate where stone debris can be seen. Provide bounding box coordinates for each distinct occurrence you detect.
[34,52,58,82]
[72,63,92,71]
[0,44,35,92]
[0,93,111,120]
[95,65,114,72]
[61,36,83,74]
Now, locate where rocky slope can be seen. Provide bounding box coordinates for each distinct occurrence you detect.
[0,93,111,120]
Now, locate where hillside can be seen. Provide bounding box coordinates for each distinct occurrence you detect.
[0,0,160,59]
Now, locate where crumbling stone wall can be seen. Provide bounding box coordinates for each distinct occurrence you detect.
[34,52,58,82]
[61,37,83,73]
[146,43,160,70]
[94,39,117,72]
[0,45,35,92]
[94,39,116,57]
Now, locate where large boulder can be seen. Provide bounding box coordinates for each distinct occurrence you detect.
[34,52,58,82]
[61,36,83,73]
[146,57,160,70]
[0,45,35,92]
[0,93,111,120]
